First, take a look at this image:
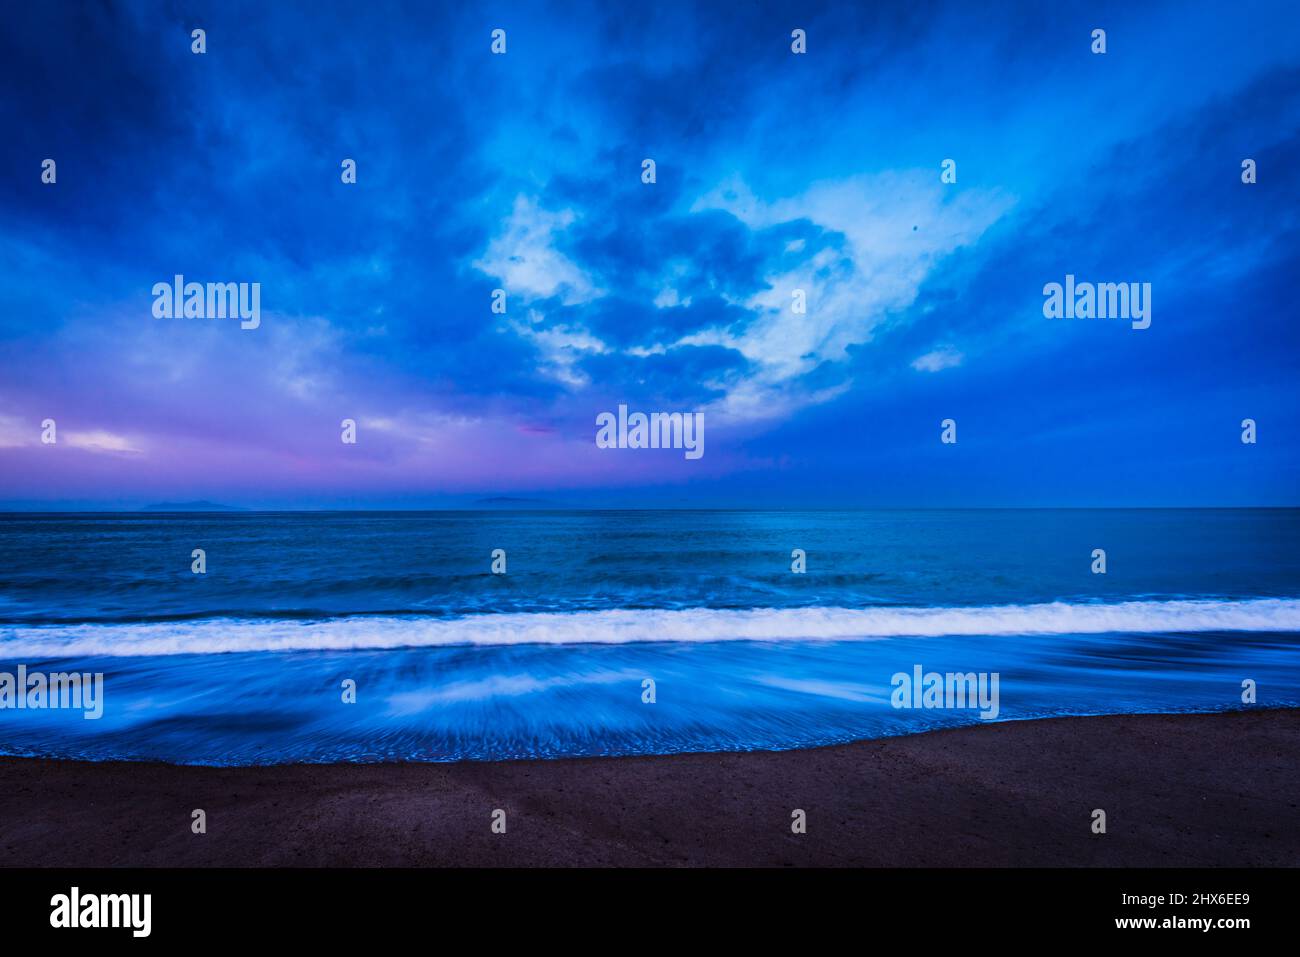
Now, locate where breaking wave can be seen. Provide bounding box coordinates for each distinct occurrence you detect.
[2,598,1298,658]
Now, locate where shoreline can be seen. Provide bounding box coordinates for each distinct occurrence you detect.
[2,709,1296,867]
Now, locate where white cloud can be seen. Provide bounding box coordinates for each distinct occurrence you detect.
[65,430,143,454]
[507,308,610,388]
[911,346,964,373]
[472,197,610,388]
[471,176,1009,418]
[0,414,30,449]
[473,195,603,306]
[654,287,690,309]
[686,171,1012,421]
[0,415,142,454]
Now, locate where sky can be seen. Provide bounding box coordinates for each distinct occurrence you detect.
[1,0,1297,508]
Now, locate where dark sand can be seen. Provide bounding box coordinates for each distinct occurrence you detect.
[1,710,1295,867]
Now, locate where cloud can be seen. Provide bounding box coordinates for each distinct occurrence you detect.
[475,170,1012,423]
[2,1,1297,506]
[0,415,141,454]
[911,347,964,373]
[64,430,143,455]
[681,172,1012,419]
[0,414,32,449]
[654,287,688,309]
[507,309,610,388]
[472,195,604,306]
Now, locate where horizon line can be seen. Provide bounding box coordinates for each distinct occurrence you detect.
[2,505,1299,514]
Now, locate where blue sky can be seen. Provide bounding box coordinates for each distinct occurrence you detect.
[1,0,1297,507]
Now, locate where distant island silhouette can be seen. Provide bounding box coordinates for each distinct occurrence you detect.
[473,496,554,508]
[140,501,243,512]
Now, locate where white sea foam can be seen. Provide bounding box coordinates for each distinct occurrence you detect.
[1,599,1298,657]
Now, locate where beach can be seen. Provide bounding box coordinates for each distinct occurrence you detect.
[2,709,1295,867]
[3,513,1298,868]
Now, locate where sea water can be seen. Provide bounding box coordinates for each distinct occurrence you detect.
[0,508,1297,764]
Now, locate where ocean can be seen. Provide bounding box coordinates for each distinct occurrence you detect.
[1,508,1298,764]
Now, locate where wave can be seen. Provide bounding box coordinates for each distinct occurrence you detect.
[1,598,1299,657]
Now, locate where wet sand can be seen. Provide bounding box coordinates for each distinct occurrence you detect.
[1,709,1295,867]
